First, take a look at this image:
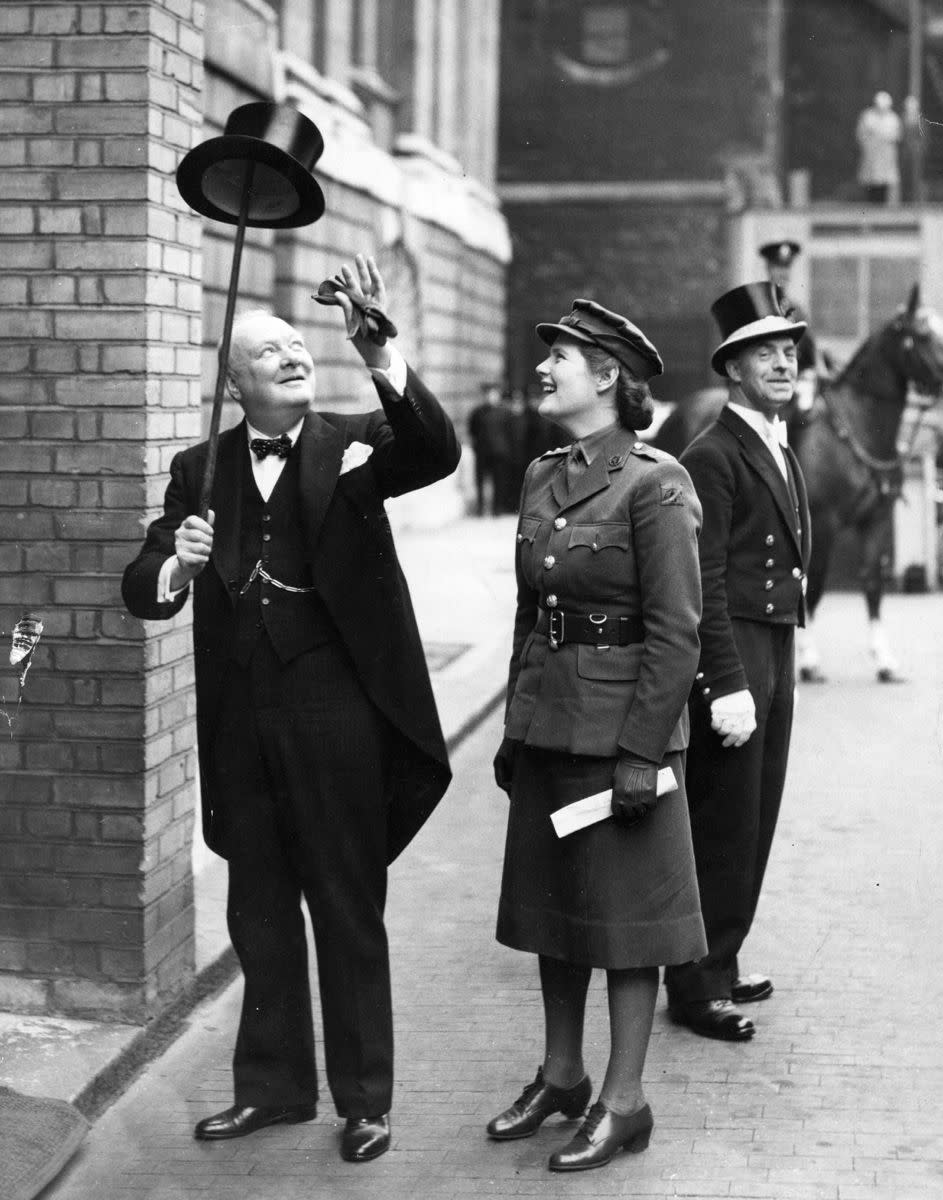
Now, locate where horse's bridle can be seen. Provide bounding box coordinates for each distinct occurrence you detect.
[822,317,943,496]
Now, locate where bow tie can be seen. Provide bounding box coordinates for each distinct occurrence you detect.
[250,433,292,461]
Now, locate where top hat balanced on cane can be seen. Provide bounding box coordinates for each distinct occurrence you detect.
[176,102,327,515]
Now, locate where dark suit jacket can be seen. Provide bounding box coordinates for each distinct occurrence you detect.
[680,405,811,702]
[122,367,460,863]
[504,425,703,764]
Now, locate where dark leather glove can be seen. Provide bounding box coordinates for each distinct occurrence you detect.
[611,754,659,825]
[493,737,520,795]
[312,277,398,344]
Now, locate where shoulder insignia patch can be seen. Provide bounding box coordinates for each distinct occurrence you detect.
[660,483,685,506]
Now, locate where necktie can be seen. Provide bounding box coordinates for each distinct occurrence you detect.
[565,442,584,493]
[250,433,292,460]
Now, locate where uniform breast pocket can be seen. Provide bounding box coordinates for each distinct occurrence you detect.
[567,525,631,554]
[576,643,643,681]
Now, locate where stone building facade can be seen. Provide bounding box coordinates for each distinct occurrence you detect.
[497,0,942,401]
[0,0,507,1021]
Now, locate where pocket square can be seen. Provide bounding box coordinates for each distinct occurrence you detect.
[340,441,374,475]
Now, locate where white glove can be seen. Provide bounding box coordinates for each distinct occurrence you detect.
[710,688,756,748]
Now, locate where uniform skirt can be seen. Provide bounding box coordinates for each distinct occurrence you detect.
[496,746,707,970]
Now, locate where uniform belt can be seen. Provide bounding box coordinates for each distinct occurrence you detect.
[535,608,644,650]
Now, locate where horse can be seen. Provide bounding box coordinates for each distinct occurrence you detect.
[652,286,943,682]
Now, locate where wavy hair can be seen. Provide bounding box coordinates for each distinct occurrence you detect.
[579,344,655,431]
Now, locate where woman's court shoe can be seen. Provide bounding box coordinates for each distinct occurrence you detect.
[193,1103,317,1140]
[341,1114,390,1162]
[486,1067,592,1139]
[548,1100,653,1171]
[731,974,774,1004]
[669,998,755,1041]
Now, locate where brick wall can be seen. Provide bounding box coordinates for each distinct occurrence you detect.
[0,0,205,1021]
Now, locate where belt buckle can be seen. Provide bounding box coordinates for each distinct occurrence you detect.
[548,609,565,650]
[589,612,610,650]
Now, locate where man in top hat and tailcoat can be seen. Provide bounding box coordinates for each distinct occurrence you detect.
[664,282,811,1041]
[123,105,461,1163]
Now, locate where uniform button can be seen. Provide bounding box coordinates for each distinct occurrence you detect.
[703,687,711,696]
[262,514,272,523]
[695,672,704,680]
[792,567,802,578]
[765,579,774,590]
[633,442,644,450]
[544,555,555,569]
[263,533,272,542]
[554,516,567,530]
[765,558,774,568]
[765,602,774,613]
[261,598,271,607]
[546,594,558,608]
[765,534,774,546]
[516,534,523,543]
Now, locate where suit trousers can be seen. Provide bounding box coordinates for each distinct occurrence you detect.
[212,634,394,1118]
[665,620,795,1004]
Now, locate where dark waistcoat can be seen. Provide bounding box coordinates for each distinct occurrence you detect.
[232,447,336,666]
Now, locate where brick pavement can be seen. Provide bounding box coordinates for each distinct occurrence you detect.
[42,591,943,1200]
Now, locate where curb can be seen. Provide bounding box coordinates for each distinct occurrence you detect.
[72,685,507,1124]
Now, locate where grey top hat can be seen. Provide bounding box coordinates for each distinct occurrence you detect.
[176,102,326,229]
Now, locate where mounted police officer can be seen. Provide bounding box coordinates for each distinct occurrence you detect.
[664,282,811,1041]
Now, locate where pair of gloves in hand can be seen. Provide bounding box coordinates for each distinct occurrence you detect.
[493,739,659,826]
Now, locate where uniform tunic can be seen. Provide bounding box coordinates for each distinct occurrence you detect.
[496,422,708,968]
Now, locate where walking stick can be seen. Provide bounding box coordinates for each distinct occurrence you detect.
[174,101,327,518]
[198,162,253,520]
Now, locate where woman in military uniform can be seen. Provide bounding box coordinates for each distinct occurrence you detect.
[486,301,706,1172]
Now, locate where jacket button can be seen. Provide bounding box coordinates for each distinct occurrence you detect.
[765,558,774,568]
[516,533,523,543]
[262,533,272,542]
[554,516,567,530]
[546,594,558,608]
[765,579,774,590]
[703,687,711,696]
[544,555,555,569]
[695,672,704,680]
[262,514,272,523]
[766,602,774,613]
[261,597,271,607]
[765,534,774,545]
[792,566,802,578]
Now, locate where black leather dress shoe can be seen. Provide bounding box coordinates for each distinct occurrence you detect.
[732,974,774,1004]
[341,1114,390,1162]
[548,1100,653,1172]
[487,1067,592,1140]
[669,999,755,1041]
[193,1103,317,1140]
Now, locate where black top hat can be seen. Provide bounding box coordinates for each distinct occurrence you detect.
[176,102,326,229]
[536,299,663,380]
[710,281,807,376]
[759,239,801,266]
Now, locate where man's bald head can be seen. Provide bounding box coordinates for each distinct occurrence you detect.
[222,309,316,434]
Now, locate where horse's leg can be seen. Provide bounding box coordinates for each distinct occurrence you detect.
[860,508,905,683]
[797,507,833,682]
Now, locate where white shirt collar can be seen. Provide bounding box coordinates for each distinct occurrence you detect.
[728,402,788,447]
[245,415,306,447]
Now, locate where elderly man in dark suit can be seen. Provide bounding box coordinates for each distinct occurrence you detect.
[664,282,811,1042]
[122,255,459,1161]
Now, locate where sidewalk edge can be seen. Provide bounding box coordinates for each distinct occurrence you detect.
[73,684,507,1123]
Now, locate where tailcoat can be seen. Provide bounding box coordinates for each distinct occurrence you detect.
[122,367,458,1117]
[122,368,457,863]
[497,424,708,969]
[665,404,811,1003]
